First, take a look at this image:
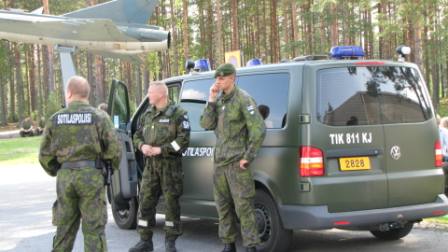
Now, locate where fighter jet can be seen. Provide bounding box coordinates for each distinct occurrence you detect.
[0,0,170,56]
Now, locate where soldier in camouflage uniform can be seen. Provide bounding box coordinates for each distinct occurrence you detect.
[39,76,121,252]
[200,63,266,252]
[130,81,190,252]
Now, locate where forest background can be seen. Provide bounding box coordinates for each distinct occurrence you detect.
[0,0,447,126]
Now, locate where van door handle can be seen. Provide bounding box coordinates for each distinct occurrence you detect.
[326,148,382,158]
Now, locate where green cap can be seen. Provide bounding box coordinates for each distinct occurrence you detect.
[214,63,236,78]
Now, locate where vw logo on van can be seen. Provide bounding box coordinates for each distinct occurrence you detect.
[390,146,401,160]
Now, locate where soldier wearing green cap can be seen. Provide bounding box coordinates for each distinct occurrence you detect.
[200,63,266,252]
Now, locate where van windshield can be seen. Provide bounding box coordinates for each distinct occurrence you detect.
[317,66,432,126]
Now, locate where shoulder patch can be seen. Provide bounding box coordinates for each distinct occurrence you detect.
[55,113,93,125]
[247,105,256,115]
[182,120,190,130]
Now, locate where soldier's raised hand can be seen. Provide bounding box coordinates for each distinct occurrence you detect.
[209,82,220,102]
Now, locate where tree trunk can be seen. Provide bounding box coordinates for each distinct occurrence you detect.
[290,0,298,57]
[431,2,441,108]
[24,45,30,115]
[0,76,6,125]
[206,1,214,65]
[182,0,189,60]
[422,6,431,90]
[95,56,105,103]
[42,0,55,94]
[14,43,25,121]
[8,42,15,122]
[304,0,313,55]
[143,64,150,94]
[135,65,142,104]
[282,1,290,59]
[169,0,178,75]
[124,62,133,103]
[87,53,96,104]
[330,3,338,47]
[27,45,37,113]
[270,0,279,62]
[261,0,268,60]
[230,0,239,51]
[378,0,386,59]
[160,0,170,77]
[85,0,100,104]
[197,0,205,57]
[214,0,224,64]
[0,41,7,125]
[407,3,423,65]
[37,45,44,117]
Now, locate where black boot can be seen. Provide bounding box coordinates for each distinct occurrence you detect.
[129,239,154,252]
[245,247,257,252]
[165,238,177,252]
[222,243,236,252]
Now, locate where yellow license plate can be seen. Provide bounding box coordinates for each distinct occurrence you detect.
[339,157,371,171]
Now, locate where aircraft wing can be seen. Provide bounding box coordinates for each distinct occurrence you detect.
[0,14,131,42]
[63,0,158,25]
[0,0,169,55]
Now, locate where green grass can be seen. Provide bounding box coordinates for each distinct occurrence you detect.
[426,215,448,224]
[0,136,41,165]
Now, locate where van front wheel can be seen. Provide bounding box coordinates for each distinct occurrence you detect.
[254,189,292,252]
[111,197,138,230]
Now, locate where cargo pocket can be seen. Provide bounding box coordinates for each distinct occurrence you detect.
[52,200,59,226]
[101,199,108,226]
[171,164,184,197]
[236,167,256,199]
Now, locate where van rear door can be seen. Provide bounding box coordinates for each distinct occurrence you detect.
[309,65,388,212]
[378,66,445,207]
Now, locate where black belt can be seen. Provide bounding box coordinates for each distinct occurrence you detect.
[61,160,97,169]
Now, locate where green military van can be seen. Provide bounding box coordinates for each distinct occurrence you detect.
[107,46,448,252]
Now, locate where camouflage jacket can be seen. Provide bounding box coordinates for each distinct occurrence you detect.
[133,103,190,159]
[39,101,121,176]
[200,86,266,167]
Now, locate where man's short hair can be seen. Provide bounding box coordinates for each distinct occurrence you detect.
[67,76,90,98]
[149,81,169,96]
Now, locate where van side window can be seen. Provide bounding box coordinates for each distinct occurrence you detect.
[317,66,432,126]
[180,73,290,131]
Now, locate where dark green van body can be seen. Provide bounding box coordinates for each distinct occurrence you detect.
[108,59,448,251]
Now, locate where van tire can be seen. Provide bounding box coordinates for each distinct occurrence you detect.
[111,197,138,230]
[254,189,292,252]
[370,222,414,240]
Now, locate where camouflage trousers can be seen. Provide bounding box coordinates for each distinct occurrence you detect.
[213,162,260,247]
[137,158,183,241]
[52,167,107,252]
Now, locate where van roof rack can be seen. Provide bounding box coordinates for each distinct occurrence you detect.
[293,55,328,62]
